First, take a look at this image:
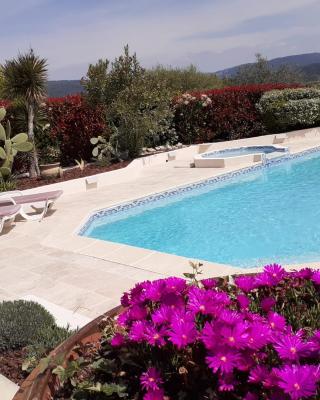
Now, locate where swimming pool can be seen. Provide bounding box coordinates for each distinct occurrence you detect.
[80,148,320,268]
[201,145,287,158]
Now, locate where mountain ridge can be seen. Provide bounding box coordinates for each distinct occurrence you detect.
[215,52,320,79]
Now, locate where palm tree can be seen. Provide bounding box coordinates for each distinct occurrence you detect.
[1,49,48,177]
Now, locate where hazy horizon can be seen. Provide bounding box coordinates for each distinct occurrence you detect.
[1,0,320,80]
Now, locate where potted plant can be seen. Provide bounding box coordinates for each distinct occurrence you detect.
[13,264,320,400]
[38,145,61,178]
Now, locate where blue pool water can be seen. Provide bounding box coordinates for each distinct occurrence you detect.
[82,151,320,267]
[202,146,287,158]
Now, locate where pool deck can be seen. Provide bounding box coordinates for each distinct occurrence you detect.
[1,129,320,324]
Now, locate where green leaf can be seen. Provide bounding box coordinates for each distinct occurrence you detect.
[13,142,33,152]
[92,147,99,157]
[0,147,6,160]
[11,132,28,144]
[0,124,5,142]
[38,356,51,374]
[0,167,11,178]
[0,108,6,122]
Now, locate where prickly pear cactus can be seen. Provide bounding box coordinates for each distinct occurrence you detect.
[0,107,33,179]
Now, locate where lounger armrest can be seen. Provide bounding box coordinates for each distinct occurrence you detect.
[0,196,17,205]
[0,190,24,197]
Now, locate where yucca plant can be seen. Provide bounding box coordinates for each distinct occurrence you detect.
[1,49,48,177]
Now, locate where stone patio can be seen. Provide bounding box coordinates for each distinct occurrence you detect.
[1,129,320,325]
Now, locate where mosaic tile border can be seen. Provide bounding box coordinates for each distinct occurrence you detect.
[78,146,320,236]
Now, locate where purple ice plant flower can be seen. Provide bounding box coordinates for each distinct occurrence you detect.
[234,275,256,293]
[140,367,163,392]
[291,268,313,280]
[201,278,218,289]
[144,325,167,347]
[144,389,164,400]
[311,270,320,285]
[268,312,286,331]
[246,322,271,350]
[273,332,312,361]
[206,347,241,374]
[201,321,220,350]
[129,321,147,342]
[218,372,235,392]
[276,365,318,400]
[260,297,276,312]
[168,317,197,348]
[248,365,269,384]
[236,294,250,310]
[111,333,125,347]
[220,323,248,349]
[255,264,286,287]
[163,277,187,293]
[151,305,173,325]
[187,286,216,315]
[144,279,166,302]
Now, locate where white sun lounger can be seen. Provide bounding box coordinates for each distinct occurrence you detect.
[0,189,63,221]
[0,204,21,234]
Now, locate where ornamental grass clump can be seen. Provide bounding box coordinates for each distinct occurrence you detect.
[55,265,320,400]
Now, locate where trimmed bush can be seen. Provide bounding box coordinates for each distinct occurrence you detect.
[173,84,300,144]
[257,88,320,132]
[0,300,55,350]
[46,95,106,165]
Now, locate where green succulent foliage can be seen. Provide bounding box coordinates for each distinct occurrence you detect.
[0,300,55,350]
[0,107,33,179]
[90,135,119,165]
[23,324,73,372]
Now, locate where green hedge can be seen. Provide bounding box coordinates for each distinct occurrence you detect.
[257,88,320,132]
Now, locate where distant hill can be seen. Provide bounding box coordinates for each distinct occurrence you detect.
[216,52,320,81]
[46,80,83,97]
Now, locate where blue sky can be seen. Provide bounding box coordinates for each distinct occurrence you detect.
[0,0,319,79]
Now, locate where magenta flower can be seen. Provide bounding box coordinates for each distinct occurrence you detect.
[187,287,215,315]
[220,323,248,349]
[246,322,271,350]
[140,367,163,391]
[206,348,240,374]
[311,270,320,285]
[163,277,186,293]
[237,294,250,310]
[234,275,256,293]
[201,321,220,350]
[144,280,166,302]
[219,309,242,325]
[145,325,167,347]
[291,268,313,279]
[151,305,173,325]
[120,292,130,307]
[273,333,312,361]
[144,389,164,400]
[169,318,197,348]
[201,278,218,289]
[218,372,235,392]
[276,365,318,400]
[256,264,286,287]
[261,297,276,312]
[249,365,269,383]
[129,321,147,342]
[268,312,286,331]
[111,333,125,347]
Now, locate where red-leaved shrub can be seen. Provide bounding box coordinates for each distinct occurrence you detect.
[46,95,106,165]
[173,84,301,144]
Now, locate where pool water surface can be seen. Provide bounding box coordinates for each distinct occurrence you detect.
[82,150,320,267]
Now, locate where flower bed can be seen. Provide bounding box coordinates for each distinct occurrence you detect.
[22,264,320,400]
[173,84,301,144]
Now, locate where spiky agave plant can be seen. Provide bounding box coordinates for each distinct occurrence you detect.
[1,49,48,177]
